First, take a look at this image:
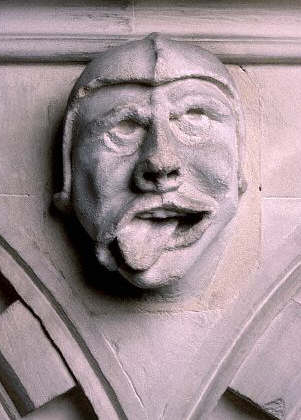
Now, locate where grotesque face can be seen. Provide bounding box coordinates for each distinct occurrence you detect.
[70,77,241,289]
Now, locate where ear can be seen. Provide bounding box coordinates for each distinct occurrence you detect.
[53,108,75,214]
[238,166,247,196]
[53,191,72,214]
[234,98,247,197]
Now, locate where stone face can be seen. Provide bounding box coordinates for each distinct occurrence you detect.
[3,27,297,420]
[54,33,246,293]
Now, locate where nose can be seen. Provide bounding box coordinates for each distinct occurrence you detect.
[133,125,183,193]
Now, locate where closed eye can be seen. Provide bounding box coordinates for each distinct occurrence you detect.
[170,107,210,127]
[103,118,146,155]
[169,107,211,145]
[181,108,206,123]
[111,119,143,136]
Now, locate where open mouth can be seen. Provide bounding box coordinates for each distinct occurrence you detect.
[114,196,218,272]
[135,206,213,248]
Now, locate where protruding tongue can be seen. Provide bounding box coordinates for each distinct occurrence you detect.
[117,217,177,271]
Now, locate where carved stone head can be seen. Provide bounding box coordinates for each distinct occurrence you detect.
[55,33,246,292]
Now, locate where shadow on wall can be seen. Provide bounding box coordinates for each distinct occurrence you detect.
[0,274,18,314]
[23,387,97,420]
[211,390,274,420]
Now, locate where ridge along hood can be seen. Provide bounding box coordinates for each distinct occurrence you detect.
[69,33,238,103]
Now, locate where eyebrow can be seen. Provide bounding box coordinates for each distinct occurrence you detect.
[169,93,233,118]
[85,102,151,130]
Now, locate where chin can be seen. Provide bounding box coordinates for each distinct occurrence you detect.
[95,199,237,292]
[117,250,186,290]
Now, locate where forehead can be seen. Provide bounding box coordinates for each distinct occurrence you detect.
[76,78,233,122]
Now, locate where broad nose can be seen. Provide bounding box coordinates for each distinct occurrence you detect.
[133,124,183,193]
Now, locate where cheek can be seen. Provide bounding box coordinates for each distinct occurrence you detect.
[181,129,238,197]
[72,144,101,203]
[71,143,138,236]
[73,143,137,195]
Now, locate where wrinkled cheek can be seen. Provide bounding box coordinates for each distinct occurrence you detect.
[71,146,105,239]
[71,144,139,241]
[189,143,238,199]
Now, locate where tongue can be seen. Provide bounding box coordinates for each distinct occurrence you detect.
[117,218,177,271]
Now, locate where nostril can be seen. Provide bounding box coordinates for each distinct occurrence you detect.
[167,169,180,179]
[143,171,158,183]
[143,169,180,183]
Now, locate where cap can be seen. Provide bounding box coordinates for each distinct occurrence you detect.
[70,33,238,103]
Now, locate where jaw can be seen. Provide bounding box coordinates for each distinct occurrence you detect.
[115,207,216,273]
[114,195,218,273]
[117,205,238,292]
[109,212,219,290]
[117,223,218,290]
[94,207,217,290]
[94,192,239,293]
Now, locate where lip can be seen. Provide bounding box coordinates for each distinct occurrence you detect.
[133,202,216,249]
[137,206,194,219]
[98,193,219,273]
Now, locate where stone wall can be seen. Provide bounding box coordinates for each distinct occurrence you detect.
[1,2,301,419]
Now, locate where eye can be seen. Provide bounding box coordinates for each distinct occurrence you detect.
[103,119,146,154]
[182,109,207,124]
[112,119,142,136]
[170,108,211,145]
